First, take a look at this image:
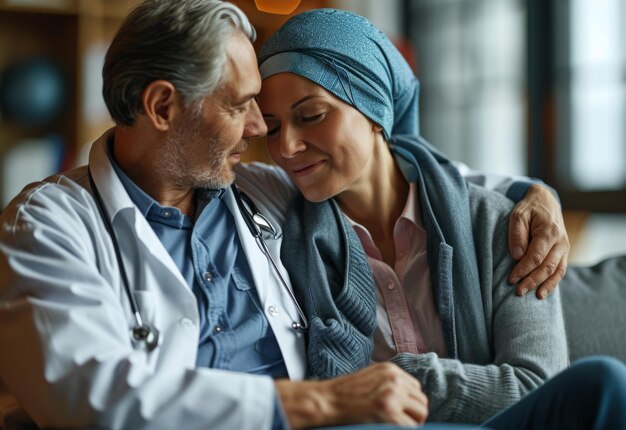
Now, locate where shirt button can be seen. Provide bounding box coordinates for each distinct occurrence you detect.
[214,325,223,333]
[162,209,173,218]
[179,318,195,329]
[203,272,213,282]
[268,305,279,317]
[387,282,396,291]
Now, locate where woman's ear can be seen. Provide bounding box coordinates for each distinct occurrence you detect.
[140,80,180,131]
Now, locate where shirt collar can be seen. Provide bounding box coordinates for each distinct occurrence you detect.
[106,137,225,228]
[346,182,422,225]
[347,182,425,244]
[401,182,424,229]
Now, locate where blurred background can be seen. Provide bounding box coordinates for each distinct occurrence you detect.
[0,0,625,265]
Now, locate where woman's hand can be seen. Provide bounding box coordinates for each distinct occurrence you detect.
[508,184,570,299]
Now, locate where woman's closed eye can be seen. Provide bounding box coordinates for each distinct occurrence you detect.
[300,112,325,123]
[265,114,324,137]
[265,119,280,137]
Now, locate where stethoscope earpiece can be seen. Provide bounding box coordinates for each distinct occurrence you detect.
[253,212,277,238]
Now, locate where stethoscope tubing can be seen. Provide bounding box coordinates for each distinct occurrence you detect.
[88,168,161,351]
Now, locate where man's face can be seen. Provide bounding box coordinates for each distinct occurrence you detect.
[157,31,266,190]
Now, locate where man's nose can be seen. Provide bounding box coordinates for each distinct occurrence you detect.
[243,99,268,139]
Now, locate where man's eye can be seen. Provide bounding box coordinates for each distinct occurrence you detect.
[233,101,251,115]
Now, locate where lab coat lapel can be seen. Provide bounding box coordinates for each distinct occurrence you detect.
[223,187,271,303]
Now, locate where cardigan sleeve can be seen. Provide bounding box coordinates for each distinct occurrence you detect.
[452,160,556,203]
[391,185,568,424]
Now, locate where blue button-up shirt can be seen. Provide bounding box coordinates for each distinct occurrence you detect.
[107,142,288,428]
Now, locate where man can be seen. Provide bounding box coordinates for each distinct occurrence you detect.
[0,1,583,429]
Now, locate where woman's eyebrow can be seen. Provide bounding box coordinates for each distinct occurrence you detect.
[261,95,325,118]
[291,95,323,109]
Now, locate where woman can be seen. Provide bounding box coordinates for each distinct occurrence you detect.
[233,8,626,427]
[241,7,566,423]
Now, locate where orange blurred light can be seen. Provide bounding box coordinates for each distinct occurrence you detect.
[254,0,302,14]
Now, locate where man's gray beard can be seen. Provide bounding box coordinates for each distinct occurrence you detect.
[156,122,235,190]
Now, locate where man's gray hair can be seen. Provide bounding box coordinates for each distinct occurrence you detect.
[103,0,256,126]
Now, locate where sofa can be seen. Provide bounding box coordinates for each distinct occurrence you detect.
[561,255,626,363]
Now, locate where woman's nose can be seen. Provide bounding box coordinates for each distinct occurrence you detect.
[279,124,307,159]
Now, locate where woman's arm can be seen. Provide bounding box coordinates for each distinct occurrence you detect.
[391,185,569,423]
[454,162,570,299]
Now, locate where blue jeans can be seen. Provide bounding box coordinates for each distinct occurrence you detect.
[483,356,626,429]
[321,356,626,430]
[320,426,478,430]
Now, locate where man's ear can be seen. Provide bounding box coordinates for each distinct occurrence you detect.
[373,123,384,133]
[141,80,180,131]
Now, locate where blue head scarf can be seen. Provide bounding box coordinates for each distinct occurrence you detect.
[258,8,420,139]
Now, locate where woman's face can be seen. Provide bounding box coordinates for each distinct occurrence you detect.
[259,73,382,202]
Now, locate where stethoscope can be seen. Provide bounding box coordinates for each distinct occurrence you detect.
[229,183,309,333]
[88,169,308,352]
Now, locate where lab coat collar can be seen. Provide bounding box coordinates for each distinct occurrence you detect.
[87,128,190,291]
[88,129,136,221]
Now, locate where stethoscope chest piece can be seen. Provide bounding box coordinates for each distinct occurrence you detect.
[131,322,160,351]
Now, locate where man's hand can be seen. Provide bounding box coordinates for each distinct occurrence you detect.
[508,184,570,299]
[275,362,428,429]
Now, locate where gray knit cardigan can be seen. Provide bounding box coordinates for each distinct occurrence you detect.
[280,135,569,423]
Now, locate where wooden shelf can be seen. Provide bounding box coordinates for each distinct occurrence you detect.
[0,0,135,204]
[0,0,79,15]
[0,0,135,18]
[0,0,330,203]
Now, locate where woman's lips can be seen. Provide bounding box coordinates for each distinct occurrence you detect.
[292,161,323,177]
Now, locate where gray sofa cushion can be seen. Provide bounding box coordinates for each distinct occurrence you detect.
[562,255,626,363]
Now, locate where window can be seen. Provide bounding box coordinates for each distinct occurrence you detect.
[405,0,626,263]
[405,0,527,176]
[535,0,626,211]
[554,0,626,193]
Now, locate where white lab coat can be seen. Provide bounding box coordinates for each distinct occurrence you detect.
[0,130,306,430]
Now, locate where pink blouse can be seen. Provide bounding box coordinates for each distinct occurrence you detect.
[349,183,448,361]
